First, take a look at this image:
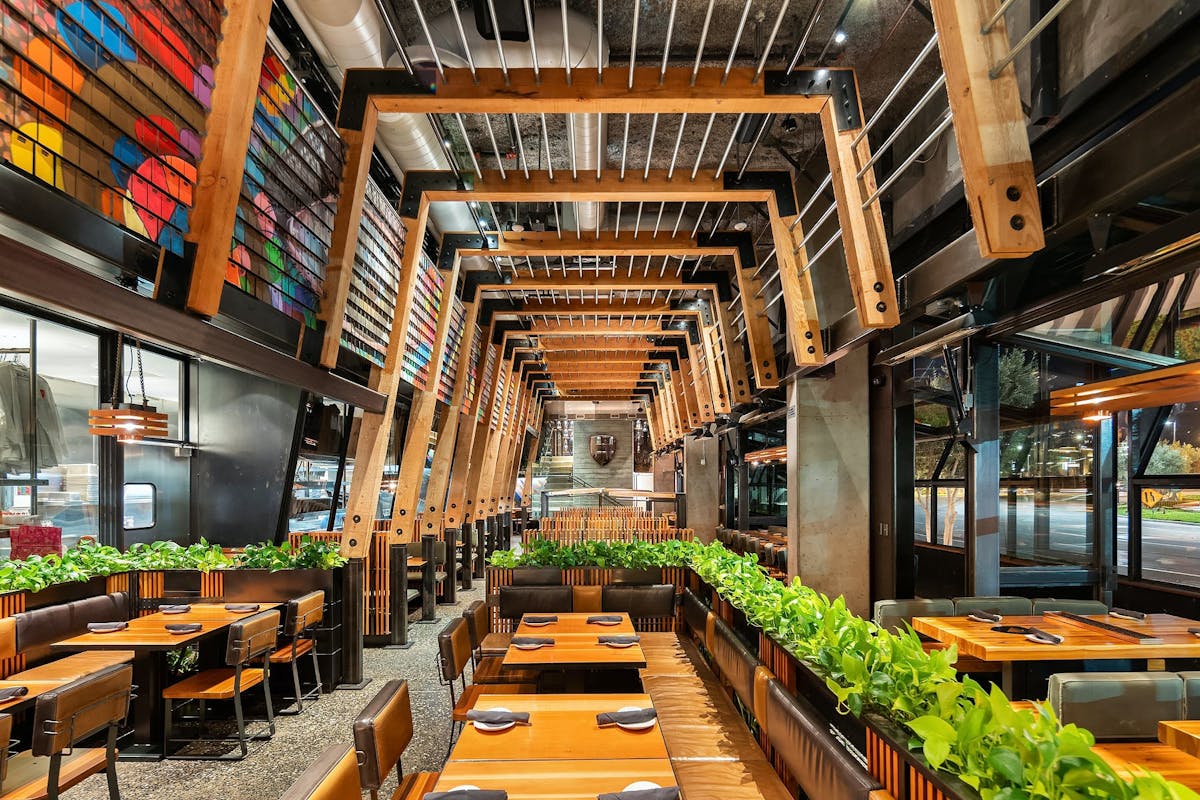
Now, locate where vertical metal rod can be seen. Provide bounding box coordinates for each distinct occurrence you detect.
[691,0,716,86]
[567,117,579,180]
[597,0,605,83]
[510,114,530,179]
[643,114,660,181]
[689,202,709,237]
[785,0,827,72]
[660,0,679,83]
[671,203,687,236]
[690,115,716,181]
[539,113,555,181]
[410,0,446,82]
[456,113,482,179]
[753,0,792,84]
[856,73,947,179]
[713,114,744,179]
[561,0,573,84]
[981,0,1022,34]
[634,201,644,237]
[482,114,506,180]
[990,0,1079,78]
[628,0,640,90]
[850,33,939,146]
[446,0,478,81]
[735,116,772,180]
[667,113,688,180]
[484,0,511,82]
[620,114,632,180]
[709,202,730,235]
[523,0,541,83]
[862,111,953,208]
[722,0,754,85]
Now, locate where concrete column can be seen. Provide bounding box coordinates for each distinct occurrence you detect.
[787,348,872,617]
[683,435,720,542]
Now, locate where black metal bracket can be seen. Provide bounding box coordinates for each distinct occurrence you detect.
[719,170,799,217]
[699,230,758,289]
[399,171,471,219]
[336,68,432,131]
[438,232,497,272]
[763,68,861,133]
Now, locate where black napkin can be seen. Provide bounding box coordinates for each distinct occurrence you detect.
[966,611,1002,623]
[1109,607,1146,621]
[598,788,679,800]
[160,605,192,614]
[0,686,29,702]
[1188,627,1200,638]
[524,615,558,624]
[596,708,657,727]
[166,623,203,634]
[423,790,509,800]
[1026,627,1063,645]
[87,622,128,633]
[511,637,554,647]
[599,635,641,645]
[224,604,261,613]
[587,615,623,624]
[465,709,530,725]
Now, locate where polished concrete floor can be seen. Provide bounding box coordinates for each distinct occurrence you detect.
[73,586,483,800]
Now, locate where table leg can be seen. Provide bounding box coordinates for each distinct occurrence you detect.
[119,651,167,761]
[1001,663,1014,698]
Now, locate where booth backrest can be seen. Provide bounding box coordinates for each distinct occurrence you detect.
[280,744,362,800]
[497,585,574,620]
[1032,599,1109,615]
[572,586,603,613]
[1049,672,1183,740]
[710,616,760,711]
[32,663,132,756]
[1181,672,1200,719]
[612,568,663,585]
[225,610,282,666]
[12,591,131,664]
[953,596,1033,616]
[601,584,676,619]
[680,589,710,645]
[353,679,413,791]
[762,678,885,800]
[871,599,954,635]
[511,567,563,586]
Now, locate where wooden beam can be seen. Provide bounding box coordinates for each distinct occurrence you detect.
[714,301,751,405]
[476,276,694,292]
[731,257,780,388]
[424,170,777,205]
[370,66,834,115]
[819,100,900,329]
[702,324,731,414]
[773,213,825,365]
[512,300,691,316]
[184,0,273,317]
[930,0,1045,257]
[318,105,380,367]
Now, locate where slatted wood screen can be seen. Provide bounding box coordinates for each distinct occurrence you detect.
[290,525,393,636]
[0,591,25,678]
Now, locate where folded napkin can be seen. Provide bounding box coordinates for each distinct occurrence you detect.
[160,604,192,614]
[511,636,554,647]
[1026,627,1064,645]
[87,622,128,633]
[599,635,641,645]
[966,611,1002,623]
[598,788,680,800]
[1188,627,1200,638]
[423,790,509,800]
[1109,607,1146,621]
[0,686,29,702]
[596,708,657,727]
[524,615,558,624]
[165,623,203,634]
[465,709,530,725]
[587,615,623,624]
[224,604,261,613]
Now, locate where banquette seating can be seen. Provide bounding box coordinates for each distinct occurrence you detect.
[495,582,678,630]
[0,593,134,683]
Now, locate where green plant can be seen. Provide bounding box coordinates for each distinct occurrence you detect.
[236,537,347,571]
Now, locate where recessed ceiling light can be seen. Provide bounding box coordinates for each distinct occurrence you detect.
[732,221,748,231]
[833,30,847,44]
[511,222,525,232]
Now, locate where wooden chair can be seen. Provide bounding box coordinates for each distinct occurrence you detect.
[460,601,537,685]
[438,618,535,752]
[278,744,361,800]
[0,664,132,800]
[163,609,280,760]
[353,679,439,800]
[269,591,325,715]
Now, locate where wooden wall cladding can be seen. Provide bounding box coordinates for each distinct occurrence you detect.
[438,296,466,405]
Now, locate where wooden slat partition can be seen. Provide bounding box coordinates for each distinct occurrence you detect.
[0,591,24,678]
[289,526,392,637]
[136,571,165,617]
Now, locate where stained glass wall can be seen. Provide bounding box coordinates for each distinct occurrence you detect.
[341,178,402,366]
[478,343,496,422]
[225,46,342,328]
[0,0,220,255]
[463,323,482,412]
[437,296,464,404]
[399,255,442,391]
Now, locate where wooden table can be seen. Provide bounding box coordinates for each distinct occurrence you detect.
[1160,720,1200,758]
[1094,743,1200,790]
[433,758,678,799]
[50,602,279,760]
[912,613,1200,695]
[516,612,636,637]
[453,694,669,761]
[506,613,646,671]
[0,679,70,714]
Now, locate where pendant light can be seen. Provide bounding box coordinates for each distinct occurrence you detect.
[88,334,168,442]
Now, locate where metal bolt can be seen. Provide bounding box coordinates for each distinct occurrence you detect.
[1006,186,1021,201]
[873,282,884,292]
[807,346,816,354]
[876,302,887,312]
[805,331,813,339]
[1010,215,1026,230]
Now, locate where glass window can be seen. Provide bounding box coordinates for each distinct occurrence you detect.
[288,399,350,533]
[123,483,156,530]
[1144,403,1200,475]
[1139,485,1200,588]
[120,344,183,440]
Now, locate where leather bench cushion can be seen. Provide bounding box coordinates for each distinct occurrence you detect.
[13,592,131,664]
[1032,598,1109,615]
[601,584,676,619]
[1049,672,1183,740]
[572,586,602,614]
[680,589,710,643]
[643,673,762,760]
[763,678,884,800]
[497,586,573,620]
[671,757,793,800]
[10,650,134,683]
[709,617,759,711]
[953,596,1033,616]
[871,598,954,635]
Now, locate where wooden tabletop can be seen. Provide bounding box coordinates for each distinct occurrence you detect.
[434,758,678,799]
[516,612,636,637]
[912,613,1200,661]
[451,694,669,762]
[51,603,279,652]
[1094,743,1200,790]
[503,637,648,670]
[1160,720,1200,758]
[0,680,68,712]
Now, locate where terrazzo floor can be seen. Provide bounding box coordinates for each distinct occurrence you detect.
[72,584,485,800]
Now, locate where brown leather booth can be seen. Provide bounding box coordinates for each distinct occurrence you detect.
[601,584,676,621]
[497,585,574,620]
[5,593,134,683]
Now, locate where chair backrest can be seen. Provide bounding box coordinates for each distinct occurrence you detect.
[353,679,413,791]
[762,678,885,800]
[872,598,954,635]
[1179,672,1200,720]
[710,616,761,711]
[572,585,603,613]
[1049,672,1183,740]
[1033,598,1109,615]
[601,584,676,619]
[953,596,1033,616]
[13,592,131,663]
[438,617,473,682]
[0,713,10,784]
[225,609,282,666]
[462,600,490,652]
[280,744,362,800]
[32,663,132,757]
[511,567,563,586]
[285,591,325,637]
[497,585,573,620]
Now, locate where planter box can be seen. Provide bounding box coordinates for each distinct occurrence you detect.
[221,568,336,602]
[25,575,110,609]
